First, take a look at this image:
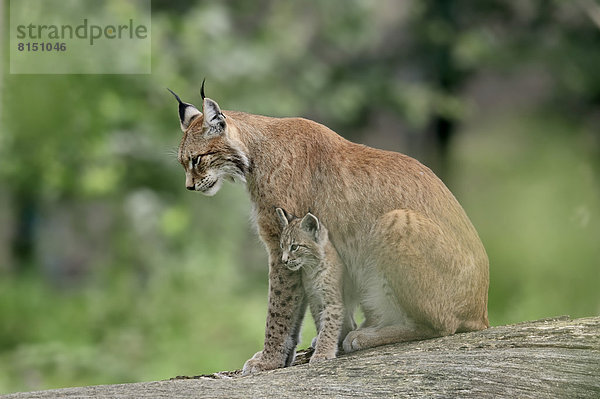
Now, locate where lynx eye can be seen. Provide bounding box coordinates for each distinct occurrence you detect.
[187,156,200,170]
[190,151,219,168]
[290,244,299,252]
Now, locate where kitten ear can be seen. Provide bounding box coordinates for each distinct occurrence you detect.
[300,213,320,241]
[202,98,226,135]
[167,88,201,132]
[276,207,294,228]
[275,208,288,228]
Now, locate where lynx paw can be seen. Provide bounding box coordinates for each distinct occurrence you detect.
[242,351,281,376]
[309,351,335,364]
[342,330,372,353]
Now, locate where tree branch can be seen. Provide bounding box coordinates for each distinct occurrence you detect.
[4,316,600,398]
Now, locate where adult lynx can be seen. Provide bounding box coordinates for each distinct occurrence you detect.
[276,208,356,364]
[168,86,489,375]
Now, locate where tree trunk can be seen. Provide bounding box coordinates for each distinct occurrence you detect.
[4,316,599,398]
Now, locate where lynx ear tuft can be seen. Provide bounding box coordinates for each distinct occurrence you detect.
[167,88,201,132]
[202,97,226,134]
[200,78,206,100]
[300,213,320,241]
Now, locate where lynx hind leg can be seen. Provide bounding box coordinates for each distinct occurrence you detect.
[353,209,488,351]
[308,302,322,349]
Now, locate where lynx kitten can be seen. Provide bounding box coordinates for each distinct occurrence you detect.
[276,208,353,363]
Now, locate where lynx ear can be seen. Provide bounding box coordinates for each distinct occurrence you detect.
[276,207,294,228]
[167,88,201,132]
[202,98,226,134]
[300,213,320,241]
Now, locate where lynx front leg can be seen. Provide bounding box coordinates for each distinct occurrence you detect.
[310,303,344,364]
[310,294,356,350]
[242,257,305,375]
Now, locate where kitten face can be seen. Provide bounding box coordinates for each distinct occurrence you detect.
[279,219,323,271]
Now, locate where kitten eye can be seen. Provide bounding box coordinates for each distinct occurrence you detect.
[290,244,299,252]
[279,242,283,249]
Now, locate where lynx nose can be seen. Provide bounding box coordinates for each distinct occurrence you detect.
[185,173,195,191]
[281,253,288,264]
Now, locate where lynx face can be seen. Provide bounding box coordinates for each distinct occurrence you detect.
[170,90,249,196]
[178,131,248,196]
[277,209,326,271]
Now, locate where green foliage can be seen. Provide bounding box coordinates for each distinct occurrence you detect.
[0,245,267,390]
[454,113,600,325]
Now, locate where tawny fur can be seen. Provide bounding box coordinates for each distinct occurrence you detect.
[175,96,489,375]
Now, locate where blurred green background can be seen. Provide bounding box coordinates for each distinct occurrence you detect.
[1,0,599,394]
